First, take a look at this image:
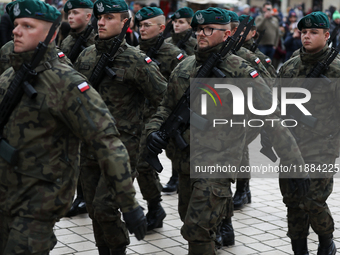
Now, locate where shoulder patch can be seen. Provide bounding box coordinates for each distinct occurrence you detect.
[250,70,259,78]
[78,82,90,92]
[265,58,271,63]
[58,52,65,58]
[255,57,261,64]
[145,57,152,64]
[177,53,184,60]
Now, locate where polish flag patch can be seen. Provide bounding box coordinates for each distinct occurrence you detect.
[250,70,258,78]
[145,57,152,63]
[58,52,65,58]
[78,82,90,92]
[265,58,271,63]
[255,57,260,64]
[177,53,184,60]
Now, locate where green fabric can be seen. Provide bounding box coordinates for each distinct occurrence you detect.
[223,10,239,22]
[239,14,255,26]
[64,0,94,13]
[332,10,340,20]
[6,0,60,23]
[135,7,163,24]
[297,11,329,30]
[171,7,194,20]
[93,0,128,18]
[191,7,230,28]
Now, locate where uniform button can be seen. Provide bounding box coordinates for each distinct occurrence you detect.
[329,134,333,138]
[56,178,61,183]
[133,131,135,135]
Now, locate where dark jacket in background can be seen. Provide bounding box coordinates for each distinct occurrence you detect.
[284,32,302,61]
[0,13,13,48]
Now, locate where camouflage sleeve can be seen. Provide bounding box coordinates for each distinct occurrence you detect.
[59,75,138,212]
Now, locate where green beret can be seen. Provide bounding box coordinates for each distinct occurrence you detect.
[6,0,61,23]
[297,11,329,30]
[223,10,239,22]
[191,7,230,28]
[93,0,128,18]
[171,7,194,20]
[333,10,340,20]
[135,7,163,24]
[238,14,255,26]
[64,0,94,13]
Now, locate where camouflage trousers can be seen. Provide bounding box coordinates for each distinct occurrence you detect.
[136,128,163,201]
[172,149,232,255]
[0,214,57,255]
[279,157,335,240]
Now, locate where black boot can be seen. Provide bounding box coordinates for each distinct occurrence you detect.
[146,197,166,231]
[98,246,110,255]
[215,223,223,249]
[220,218,235,246]
[291,238,309,255]
[233,179,251,210]
[110,246,126,255]
[162,170,178,193]
[65,183,87,217]
[318,234,336,255]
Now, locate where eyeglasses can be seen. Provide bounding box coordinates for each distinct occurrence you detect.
[139,23,159,29]
[194,27,226,36]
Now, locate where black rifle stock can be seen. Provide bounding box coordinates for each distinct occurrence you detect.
[145,17,250,172]
[328,25,339,46]
[0,16,61,165]
[89,18,131,89]
[176,29,193,51]
[260,43,340,162]
[68,25,94,63]
[233,18,255,53]
[145,21,173,66]
[250,29,265,53]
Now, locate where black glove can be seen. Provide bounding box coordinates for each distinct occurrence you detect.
[123,206,147,240]
[288,176,311,197]
[146,131,168,155]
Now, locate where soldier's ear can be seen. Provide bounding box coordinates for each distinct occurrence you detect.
[159,24,165,33]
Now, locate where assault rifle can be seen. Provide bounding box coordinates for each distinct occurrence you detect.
[233,18,255,53]
[260,43,340,162]
[145,21,173,66]
[68,25,94,63]
[89,18,131,89]
[0,16,61,165]
[250,29,265,53]
[176,29,193,52]
[145,16,250,172]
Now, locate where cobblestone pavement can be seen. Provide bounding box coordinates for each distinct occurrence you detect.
[51,137,340,254]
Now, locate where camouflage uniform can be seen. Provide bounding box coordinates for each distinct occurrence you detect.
[0,44,139,254]
[145,42,307,255]
[243,38,277,77]
[277,44,340,241]
[0,40,72,75]
[60,24,96,62]
[73,37,166,248]
[165,29,197,56]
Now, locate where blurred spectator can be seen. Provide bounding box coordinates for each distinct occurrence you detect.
[330,10,340,47]
[284,11,297,37]
[0,11,13,48]
[283,22,302,60]
[255,1,280,59]
[294,4,304,21]
[272,23,286,69]
[224,3,234,11]
[238,4,250,16]
[126,10,139,46]
[133,2,145,14]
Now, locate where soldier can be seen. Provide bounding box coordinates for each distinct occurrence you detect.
[0,0,146,254]
[238,14,277,78]
[60,0,96,63]
[73,0,167,251]
[277,12,338,255]
[145,7,309,254]
[165,7,196,56]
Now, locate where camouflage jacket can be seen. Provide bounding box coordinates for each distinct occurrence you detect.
[164,29,196,56]
[243,39,277,78]
[74,37,167,136]
[0,40,72,75]
[60,25,96,62]
[278,44,340,160]
[145,43,306,177]
[138,35,186,80]
[0,44,138,221]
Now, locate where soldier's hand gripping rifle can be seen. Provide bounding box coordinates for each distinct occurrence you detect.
[176,29,193,52]
[68,25,94,63]
[145,16,250,172]
[260,43,340,162]
[89,18,131,89]
[145,21,173,66]
[0,16,61,165]
[250,29,265,52]
[233,17,255,53]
